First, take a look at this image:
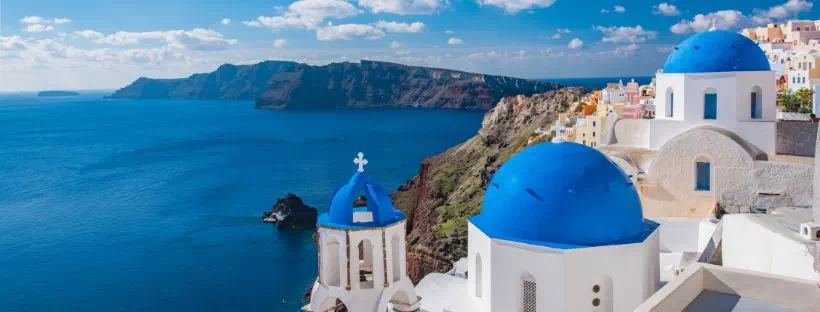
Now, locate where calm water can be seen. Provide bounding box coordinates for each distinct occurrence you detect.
[547,76,653,90]
[0,92,484,311]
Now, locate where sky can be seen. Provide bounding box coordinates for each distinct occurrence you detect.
[0,0,818,91]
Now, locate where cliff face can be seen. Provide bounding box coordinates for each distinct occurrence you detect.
[389,88,585,282]
[108,60,559,109]
[108,61,300,100]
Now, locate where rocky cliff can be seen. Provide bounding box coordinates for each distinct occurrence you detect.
[263,193,318,229]
[108,60,559,109]
[389,87,585,282]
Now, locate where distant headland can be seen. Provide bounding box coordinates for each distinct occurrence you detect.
[107,60,561,110]
[38,90,80,97]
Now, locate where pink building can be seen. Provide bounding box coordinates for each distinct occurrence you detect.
[623,79,641,119]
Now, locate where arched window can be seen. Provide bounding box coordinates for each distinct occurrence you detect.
[695,157,711,191]
[666,87,674,118]
[751,86,763,119]
[475,253,483,298]
[358,239,375,289]
[704,89,717,120]
[521,272,536,312]
[324,237,341,287]
[391,235,401,283]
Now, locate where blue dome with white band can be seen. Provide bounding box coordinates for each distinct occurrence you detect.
[663,30,770,74]
[470,143,651,248]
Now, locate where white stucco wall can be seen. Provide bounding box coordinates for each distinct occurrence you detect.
[309,221,419,312]
[467,223,659,312]
[650,71,777,154]
[650,217,717,253]
[645,126,757,216]
[722,214,819,282]
[612,119,650,148]
[467,222,493,311]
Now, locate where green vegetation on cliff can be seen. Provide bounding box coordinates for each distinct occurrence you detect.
[390,88,585,282]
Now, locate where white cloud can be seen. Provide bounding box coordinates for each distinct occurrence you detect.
[601,5,625,13]
[316,24,385,41]
[73,30,105,40]
[607,43,639,56]
[548,28,571,39]
[448,37,463,45]
[245,0,361,31]
[476,0,557,14]
[23,24,55,33]
[221,18,232,25]
[670,10,745,34]
[357,0,447,15]
[653,3,681,16]
[19,16,47,24]
[390,40,404,49]
[752,0,812,22]
[19,16,71,24]
[243,20,263,27]
[0,36,28,51]
[73,28,238,51]
[274,39,287,48]
[568,38,584,49]
[670,0,813,34]
[594,25,658,43]
[445,29,454,34]
[374,21,425,33]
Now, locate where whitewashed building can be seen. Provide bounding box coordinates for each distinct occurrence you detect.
[650,30,777,154]
[417,143,660,312]
[306,153,421,312]
[599,80,626,105]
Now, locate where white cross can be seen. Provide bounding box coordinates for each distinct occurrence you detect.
[353,152,368,172]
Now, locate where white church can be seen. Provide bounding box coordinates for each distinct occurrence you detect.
[305,30,820,312]
[645,29,777,154]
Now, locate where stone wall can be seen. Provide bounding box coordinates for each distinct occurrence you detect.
[776,120,818,157]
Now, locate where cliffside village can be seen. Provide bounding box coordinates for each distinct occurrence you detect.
[302,23,820,312]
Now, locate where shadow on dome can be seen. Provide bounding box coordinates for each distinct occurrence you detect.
[318,171,406,229]
[470,142,658,249]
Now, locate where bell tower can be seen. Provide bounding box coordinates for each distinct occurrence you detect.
[307,153,421,312]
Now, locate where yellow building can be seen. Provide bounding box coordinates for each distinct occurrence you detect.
[573,113,606,148]
[596,102,624,117]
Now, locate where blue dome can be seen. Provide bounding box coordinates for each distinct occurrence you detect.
[663,30,770,74]
[317,171,405,229]
[470,143,649,248]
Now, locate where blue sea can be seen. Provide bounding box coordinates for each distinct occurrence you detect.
[0,92,484,311]
[547,76,653,89]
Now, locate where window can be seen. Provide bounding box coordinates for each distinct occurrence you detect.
[592,121,596,127]
[751,87,763,119]
[666,88,675,118]
[358,240,375,289]
[704,92,717,120]
[324,238,341,287]
[592,131,596,138]
[696,161,711,191]
[475,254,483,298]
[521,273,536,312]
[391,235,401,283]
